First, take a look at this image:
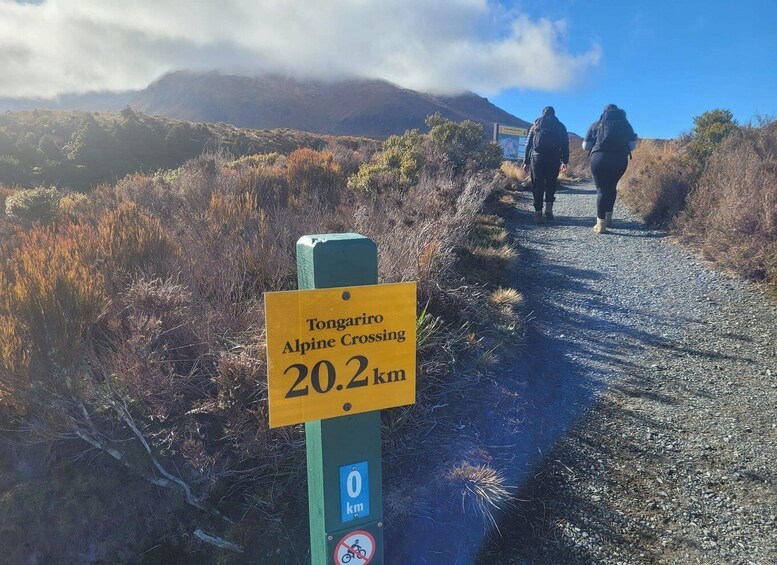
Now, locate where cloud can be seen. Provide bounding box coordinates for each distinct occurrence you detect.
[0,0,601,98]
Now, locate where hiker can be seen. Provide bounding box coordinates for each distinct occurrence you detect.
[523,106,569,221]
[583,104,638,233]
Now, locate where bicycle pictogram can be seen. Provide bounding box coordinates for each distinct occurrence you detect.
[333,530,375,564]
[340,538,367,563]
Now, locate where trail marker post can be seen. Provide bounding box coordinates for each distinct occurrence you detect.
[264,233,416,565]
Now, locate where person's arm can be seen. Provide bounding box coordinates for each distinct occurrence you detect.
[582,123,596,152]
[560,123,570,165]
[523,127,534,169]
[627,122,638,151]
[524,127,534,162]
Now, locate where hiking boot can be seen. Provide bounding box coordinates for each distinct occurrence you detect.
[605,212,613,228]
[593,218,608,234]
[544,202,555,221]
[533,210,543,222]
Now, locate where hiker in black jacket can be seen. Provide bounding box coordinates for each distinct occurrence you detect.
[523,106,569,221]
[583,104,637,233]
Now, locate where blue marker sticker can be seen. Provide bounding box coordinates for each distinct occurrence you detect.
[339,461,370,523]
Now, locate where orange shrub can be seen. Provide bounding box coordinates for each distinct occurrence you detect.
[285,148,344,206]
[98,201,178,280]
[0,224,105,390]
[237,164,289,209]
[620,140,695,226]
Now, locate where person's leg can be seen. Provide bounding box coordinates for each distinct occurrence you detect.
[606,156,628,213]
[530,158,544,213]
[543,160,561,219]
[600,154,627,225]
[590,152,608,220]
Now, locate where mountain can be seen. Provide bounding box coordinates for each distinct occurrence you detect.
[130,71,530,138]
[0,71,530,139]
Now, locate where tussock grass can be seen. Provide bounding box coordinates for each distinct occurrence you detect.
[445,463,513,531]
[491,287,524,308]
[501,161,528,185]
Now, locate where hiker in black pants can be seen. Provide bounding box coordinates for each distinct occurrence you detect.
[583,104,637,233]
[523,106,569,221]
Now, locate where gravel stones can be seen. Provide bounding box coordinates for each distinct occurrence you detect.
[482,184,776,564]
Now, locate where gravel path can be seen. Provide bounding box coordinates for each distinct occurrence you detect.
[477,183,777,564]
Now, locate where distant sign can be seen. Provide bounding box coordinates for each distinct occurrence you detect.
[265,282,416,427]
[494,124,529,161]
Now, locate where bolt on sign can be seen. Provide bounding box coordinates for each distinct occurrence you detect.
[265,282,416,428]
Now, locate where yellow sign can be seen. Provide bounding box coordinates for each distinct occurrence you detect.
[265,282,416,427]
[499,125,529,136]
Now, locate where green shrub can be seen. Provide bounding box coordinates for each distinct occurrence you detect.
[229,152,287,168]
[5,186,62,225]
[683,108,739,169]
[426,112,501,171]
[348,115,502,195]
[347,162,396,194]
[382,129,426,185]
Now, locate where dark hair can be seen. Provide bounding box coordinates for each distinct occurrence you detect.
[542,106,556,117]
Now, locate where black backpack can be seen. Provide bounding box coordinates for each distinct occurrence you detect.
[533,116,563,155]
[596,110,632,153]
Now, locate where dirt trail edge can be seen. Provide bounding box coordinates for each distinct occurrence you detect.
[479,183,776,564]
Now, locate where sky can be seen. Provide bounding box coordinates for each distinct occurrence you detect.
[0,0,775,139]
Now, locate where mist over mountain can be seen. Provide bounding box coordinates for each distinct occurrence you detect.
[0,91,139,113]
[129,72,530,138]
[2,72,530,139]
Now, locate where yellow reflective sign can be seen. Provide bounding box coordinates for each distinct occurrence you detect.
[265,282,416,428]
[498,125,529,136]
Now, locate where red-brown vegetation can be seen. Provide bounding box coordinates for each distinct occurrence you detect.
[0,117,519,560]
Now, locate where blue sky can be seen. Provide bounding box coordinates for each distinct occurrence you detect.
[491,1,777,138]
[1,1,775,140]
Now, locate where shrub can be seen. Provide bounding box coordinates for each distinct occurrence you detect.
[620,140,695,226]
[98,201,177,280]
[683,108,739,170]
[425,113,502,172]
[58,192,91,221]
[0,185,16,212]
[326,142,370,177]
[285,148,344,205]
[228,152,287,169]
[5,186,62,225]
[237,164,290,209]
[677,121,777,283]
[0,224,104,391]
[347,162,397,194]
[382,129,427,186]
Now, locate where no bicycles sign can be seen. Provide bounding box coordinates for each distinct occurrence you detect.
[334,530,375,564]
[265,282,416,427]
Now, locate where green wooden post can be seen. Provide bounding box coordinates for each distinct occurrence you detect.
[297,233,384,565]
